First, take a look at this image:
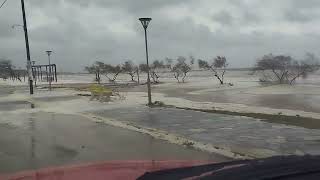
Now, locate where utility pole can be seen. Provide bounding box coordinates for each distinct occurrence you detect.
[20,0,33,94]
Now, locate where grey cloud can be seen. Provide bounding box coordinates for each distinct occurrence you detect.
[64,0,192,14]
[212,11,234,25]
[284,10,315,23]
[289,0,320,9]
[0,0,320,72]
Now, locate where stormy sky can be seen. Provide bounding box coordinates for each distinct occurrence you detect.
[0,0,319,72]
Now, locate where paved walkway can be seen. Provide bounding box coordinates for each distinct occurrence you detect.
[92,106,320,158]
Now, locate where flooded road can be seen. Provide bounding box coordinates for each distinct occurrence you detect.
[0,111,227,174]
[92,106,320,158]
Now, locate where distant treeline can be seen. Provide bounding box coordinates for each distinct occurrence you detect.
[0,59,27,82]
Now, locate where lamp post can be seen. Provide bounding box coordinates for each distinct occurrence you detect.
[32,61,36,87]
[139,17,152,106]
[46,50,52,91]
[20,0,33,94]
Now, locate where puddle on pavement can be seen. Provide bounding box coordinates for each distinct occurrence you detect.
[32,95,79,102]
[0,101,34,111]
[0,112,228,174]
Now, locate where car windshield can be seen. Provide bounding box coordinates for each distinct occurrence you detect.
[0,0,320,179]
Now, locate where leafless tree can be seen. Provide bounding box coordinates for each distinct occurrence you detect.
[102,64,122,83]
[165,57,173,69]
[139,63,148,74]
[198,56,228,85]
[85,61,104,84]
[169,56,193,83]
[150,60,165,83]
[122,61,136,81]
[139,60,165,83]
[254,53,319,85]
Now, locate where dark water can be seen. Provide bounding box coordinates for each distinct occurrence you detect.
[0,112,227,174]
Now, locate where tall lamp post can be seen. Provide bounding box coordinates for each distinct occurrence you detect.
[46,50,52,91]
[20,0,33,94]
[139,17,152,106]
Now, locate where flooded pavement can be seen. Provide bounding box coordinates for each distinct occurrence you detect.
[0,111,227,174]
[0,84,230,174]
[127,71,320,114]
[92,106,320,158]
[1,79,320,174]
[0,101,32,111]
[0,85,15,97]
[130,85,320,114]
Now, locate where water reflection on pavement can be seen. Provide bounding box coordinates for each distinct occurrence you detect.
[92,106,320,158]
[0,112,227,174]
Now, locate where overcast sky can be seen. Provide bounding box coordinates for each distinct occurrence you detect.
[0,0,320,72]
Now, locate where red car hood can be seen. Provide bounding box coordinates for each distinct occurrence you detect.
[1,160,212,180]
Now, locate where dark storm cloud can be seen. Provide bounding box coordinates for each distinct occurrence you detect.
[0,0,319,72]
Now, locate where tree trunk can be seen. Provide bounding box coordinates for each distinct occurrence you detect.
[289,73,302,85]
[137,69,140,84]
[112,72,120,82]
[174,72,180,83]
[182,73,187,83]
[215,74,224,85]
[97,72,101,84]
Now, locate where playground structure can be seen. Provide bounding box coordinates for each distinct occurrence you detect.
[31,64,57,84]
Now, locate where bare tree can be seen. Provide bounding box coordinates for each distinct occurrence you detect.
[198,56,228,85]
[150,60,165,83]
[198,59,209,69]
[102,64,122,83]
[139,60,165,84]
[139,63,148,74]
[170,56,193,83]
[254,53,319,85]
[122,61,136,81]
[85,61,104,84]
[165,57,173,69]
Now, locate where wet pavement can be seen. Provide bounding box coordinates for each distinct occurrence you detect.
[1,78,320,174]
[92,106,320,158]
[0,111,227,174]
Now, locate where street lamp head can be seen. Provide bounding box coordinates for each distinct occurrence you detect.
[46,50,52,56]
[139,18,152,29]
